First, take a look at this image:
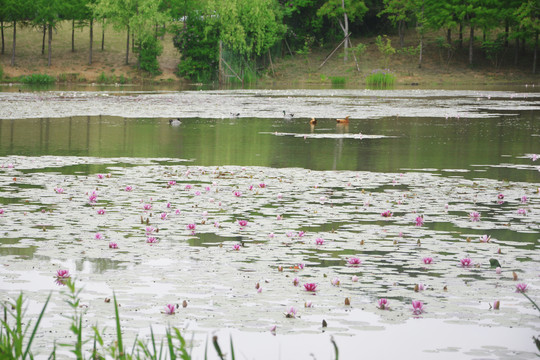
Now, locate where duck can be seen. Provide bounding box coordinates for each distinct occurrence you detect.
[309,117,317,125]
[169,118,181,126]
[230,112,240,119]
[336,115,350,124]
[283,111,294,120]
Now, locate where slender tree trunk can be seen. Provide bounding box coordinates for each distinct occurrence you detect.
[131,31,135,51]
[418,32,423,68]
[161,24,165,40]
[468,26,474,65]
[515,37,519,66]
[101,19,105,51]
[534,31,538,74]
[42,25,46,55]
[504,21,509,47]
[72,19,75,52]
[399,20,405,48]
[48,23,52,67]
[1,21,4,55]
[125,25,130,65]
[459,23,463,49]
[341,0,349,62]
[89,18,93,65]
[446,28,452,60]
[10,20,15,66]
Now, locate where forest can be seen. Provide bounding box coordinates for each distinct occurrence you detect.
[0,0,538,81]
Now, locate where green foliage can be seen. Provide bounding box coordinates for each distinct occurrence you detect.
[173,12,220,82]
[329,76,346,86]
[317,0,368,24]
[59,279,86,359]
[352,43,367,57]
[97,72,129,84]
[375,35,395,68]
[365,69,395,88]
[19,74,56,84]
[136,34,163,75]
[398,44,419,57]
[0,62,3,80]
[481,35,506,68]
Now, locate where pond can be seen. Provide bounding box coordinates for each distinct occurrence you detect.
[0,88,539,359]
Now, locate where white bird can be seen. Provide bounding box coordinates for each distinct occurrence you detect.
[283,110,294,120]
[169,118,181,126]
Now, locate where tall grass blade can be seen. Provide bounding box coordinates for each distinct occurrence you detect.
[212,335,225,360]
[229,335,235,360]
[23,293,51,360]
[331,336,339,360]
[113,293,125,360]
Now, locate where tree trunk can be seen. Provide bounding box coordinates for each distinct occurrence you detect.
[10,20,15,66]
[459,23,463,49]
[72,19,75,52]
[534,31,538,74]
[101,19,105,51]
[514,37,519,66]
[399,20,405,48]
[89,18,93,65]
[48,23,52,67]
[125,25,130,65]
[161,24,165,40]
[468,26,474,66]
[1,21,4,55]
[342,0,349,62]
[42,25,46,55]
[446,28,452,60]
[504,21,509,47]
[418,31,423,68]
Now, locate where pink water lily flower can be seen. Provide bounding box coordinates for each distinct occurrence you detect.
[268,232,275,238]
[469,211,481,221]
[259,183,266,188]
[412,300,424,315]
[515,283,528,293]
[304,283,317,292]
[145,226,156,235]
[88,192,98,203]
[415,216,424,226]
[521,196,528,203]
[479,235,491,243]
[381,210,392,217]
[315,238,324,245]
[497,193,504,200]
[163,304,175,315]
[95,233,103,240]
[517,208,527,215]
[143,203,152,211]
[160,212,168,220]
[351,275,359,282]
[304,301,313,308]
[97,174,104,179]
[347,257,362,266]
[285,306,297,318]
[125,186,133,192]
[293,277,300,286]
[0,209,4,215]
[234,191,242,197]
[146,237,158,244]
[298,231,305,237]
[186,224,196,231]
[168,180,176,186]
[108,242,118,249]
[185,185,192,190]
[460,258,472,267]
[97,209,105,215]
[331,278,340,286]
[232,244,241,251]
[56,269,70,279]
[493,300,500,310]
[378,298,389,310]
[422,257,433,264]
[54,187,64,194]
[238,220,248,227]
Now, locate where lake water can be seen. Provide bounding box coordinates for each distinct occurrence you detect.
[0,88,539,359]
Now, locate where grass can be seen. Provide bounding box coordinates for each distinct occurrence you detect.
[365,69,396,88]
[18,73,56,84]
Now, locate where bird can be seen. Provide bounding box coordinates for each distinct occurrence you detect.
[283,111,294,120]
[336,115,349,124]
[309,117,317,125]
[169,118,181,126]
[230,112,240,119]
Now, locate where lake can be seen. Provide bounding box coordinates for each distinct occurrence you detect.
[0,88,539,359]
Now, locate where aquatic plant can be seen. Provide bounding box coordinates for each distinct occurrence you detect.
[422,257,433,264]
[19,74,56,84]
[347,257,362,266]
[469,211,481,221]
[365,69,395,89]
[163,304,176,315]
[515,283,528,293]
[460,258,472,267]
[304,283,317,292]
[315,237,324,245]
[415,216,424,226]
[412,300,424,315]
[378,298,389,310]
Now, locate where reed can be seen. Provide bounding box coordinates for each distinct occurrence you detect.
[365,69,395,88]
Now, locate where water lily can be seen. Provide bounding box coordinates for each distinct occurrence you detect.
[186,223,196,231]
[469,211,481,221]
[460,258,472,267]
[54,187,64,194]
[304,283,317,292]
[194,191,201,196]
[315,237,324,245]
[495,267,501,274]
[163,304,175,315]
[296,263,305,270]
[331,278,340,286]
[232,244,241,251]
[415,216,424,226]
[95,233,103,240]
[88,192,98,203]
[143,203,152,211]
[347,257,362,266]
[521,196,528,203]
[292,277,299,286]
[297,231,305,237]
[351,275,359,282]
[268,232,275,238]
[381,210,392,217]
[270,325,277,333]
[497,193,504,200]
[478,234,491,243]
[0,209,4,215]
[517,208,527,215]
[238,220,248,227]
[185,185,192,190]
[97,208,105,215]
[167,202,172,208]
[493,300,500,310]
[146,237,158,244]
[378,298,389,310]
[277,193,283,199]
[285,306,297,318]
[515,283,528,293]
[145,226,156,235]
[234,191,242,197]
[168,180,176,186]
[415,283,425,292]
[259,183,266,188]
[304,301,313,308]
[56,269,70,279]
[160,212,168,220]
[422,257,433,264]
[412,300,424,315]
[125,185,133,192]
[97,174,104,179]
[214,221,220,228]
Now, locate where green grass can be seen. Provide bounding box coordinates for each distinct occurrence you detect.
[365,69,395,89]
[329,76,346,87]
[18,73,56,84]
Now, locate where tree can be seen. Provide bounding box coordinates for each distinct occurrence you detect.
[4,0,34,66]
[379,0,416,48]
[516,0,540,73]
[317,0,368,61]
[34,0,64,67]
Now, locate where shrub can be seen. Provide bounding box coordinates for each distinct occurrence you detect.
[0,62,3,80]
[375,35,396,68]
[365,69,395,88]
[19,74,56,84]
[136,34,163,76]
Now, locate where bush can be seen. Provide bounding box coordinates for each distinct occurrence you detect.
[365,69,395,88]
[19,73,56,84]
[173,14,219,82]
[136,34,163,76]
[0,62,3,80]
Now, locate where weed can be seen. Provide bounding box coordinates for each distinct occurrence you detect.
[19,74,56,84]
[365,69,395,88]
